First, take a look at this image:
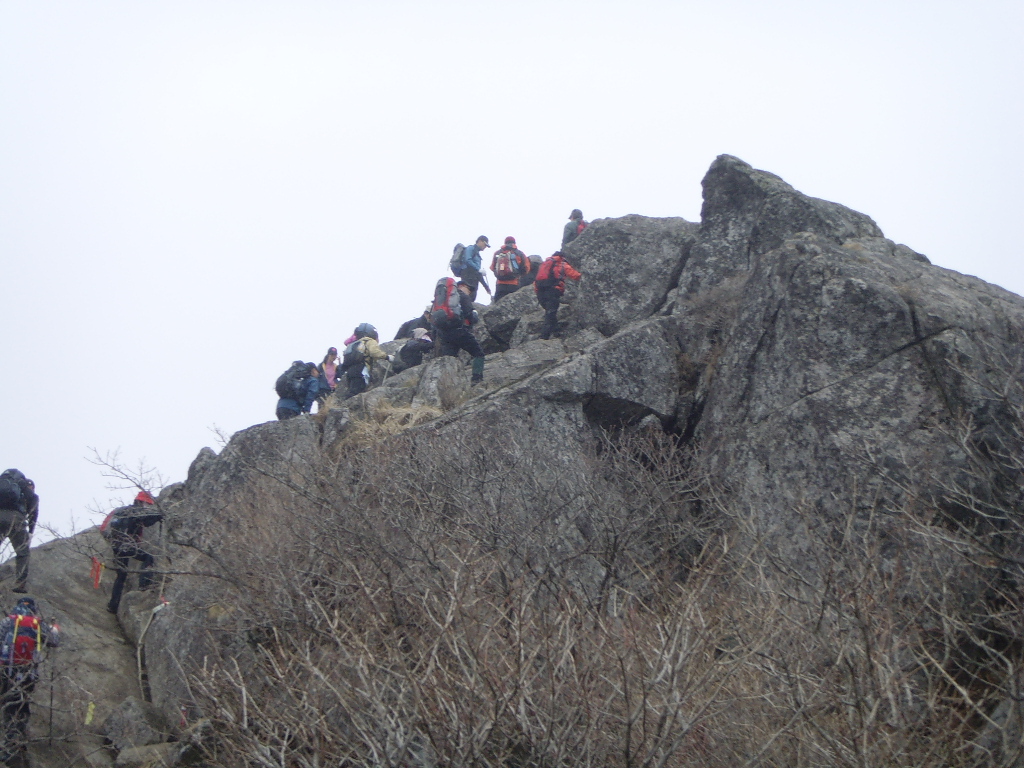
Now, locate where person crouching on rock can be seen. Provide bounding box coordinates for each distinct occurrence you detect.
[534,251,582,340]
[101,491,164,614]
[0,596,60,764]
[399,327,434,368]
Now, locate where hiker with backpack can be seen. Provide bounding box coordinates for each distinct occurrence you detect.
[534,251,582,340]
[399,327,434,368]
[431,278,486,384]
[394,308,433,340]
[519,255,543,287]
[451,236,492,302]
[101,491,164,614]
[0,596,60,764]
[490,236,531,301]
[0,470,38,594]
[341,323,393,398]
[275,361,321,420]
[561,209,588,249]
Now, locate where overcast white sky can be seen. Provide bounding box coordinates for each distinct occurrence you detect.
[1,1,1022,544]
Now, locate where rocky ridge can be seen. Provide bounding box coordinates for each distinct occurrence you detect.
[7,155,1024,767]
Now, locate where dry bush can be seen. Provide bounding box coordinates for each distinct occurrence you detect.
[340,402,445,446]
[174,387,1024,767]
[682,274,748,334]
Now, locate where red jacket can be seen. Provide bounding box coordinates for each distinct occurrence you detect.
[533,255,581,294]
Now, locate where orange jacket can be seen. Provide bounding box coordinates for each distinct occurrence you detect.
[490,247,530,286]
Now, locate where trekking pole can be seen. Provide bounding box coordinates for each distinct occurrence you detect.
[48,655,53,743]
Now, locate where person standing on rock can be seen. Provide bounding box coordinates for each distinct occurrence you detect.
[317,347,340,399]
[101,491,164,614]
[459,236,492,302]
[433,280,486,384]
[0,470,38,594]
[534,251,582,340]
[490,236,530,301]
[0,596,60,763]
[561,209,587,249]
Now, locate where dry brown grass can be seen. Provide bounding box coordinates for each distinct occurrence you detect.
[342,401,444,445]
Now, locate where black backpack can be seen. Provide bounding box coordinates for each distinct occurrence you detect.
[342,340,366,369]
[0,477,22,510]
[274,363,308,400]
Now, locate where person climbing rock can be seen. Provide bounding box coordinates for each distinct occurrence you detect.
[561,209,588,249]
[102,491,165,614]
[431,278,486,383]
[394,308,432,340]
[490,236,530,301]
[399,327,435,368]
[534,251,582,340]
[0,596,59,764]
[0,470,37,594]
[341,324,393,398]
[275,362,320,420]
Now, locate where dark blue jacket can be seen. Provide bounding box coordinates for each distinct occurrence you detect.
[276,376,320,414]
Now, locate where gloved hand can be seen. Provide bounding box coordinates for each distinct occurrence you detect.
[387,354,395,362]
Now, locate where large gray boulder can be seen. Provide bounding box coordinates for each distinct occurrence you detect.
[567,215,697,336]
[676,154,884,296]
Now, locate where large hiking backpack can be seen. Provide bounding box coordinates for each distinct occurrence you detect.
[449,244,466,277]
[535,258,563,289]
[494,250,518,280]
[100,505,133,541]
[0,614,41,666]
[274,363,308,400]
[342,340,366,369]
[0,477,22,510]
[431,277,462,328]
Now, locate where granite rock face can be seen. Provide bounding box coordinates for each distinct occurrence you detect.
[15,155,1024,766]
[566,215,698,336]
[677,154,884,297]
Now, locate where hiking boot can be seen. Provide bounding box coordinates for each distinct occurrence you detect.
[11,582,27,594]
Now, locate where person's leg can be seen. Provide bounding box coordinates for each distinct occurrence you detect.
[276,406,298,420]
[136,550,156,590]
[107,552,131,613]
[0,674,31,762]
[7,522,29,591]
[537,288,561,339]
[461,268,481,302]
[451,327,486,383]
[438,331,459,358]
[346,373,366,398]
[493,283,515,301]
